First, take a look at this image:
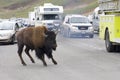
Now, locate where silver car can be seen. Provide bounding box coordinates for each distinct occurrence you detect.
[61,14,94,38]
[0,21,19,44]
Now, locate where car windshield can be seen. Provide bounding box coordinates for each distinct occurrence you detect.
[70,17,89,23]
[0,22,14,30]
[42,14,60,20]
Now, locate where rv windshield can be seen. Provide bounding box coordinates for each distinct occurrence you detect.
[42,14,59,20]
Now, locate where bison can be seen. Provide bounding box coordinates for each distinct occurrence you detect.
[16,26,57,66]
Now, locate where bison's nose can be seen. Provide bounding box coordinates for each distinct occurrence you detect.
[52,44,57,51]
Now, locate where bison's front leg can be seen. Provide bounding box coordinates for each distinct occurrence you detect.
[46,49,57,65]
[41,54,47,66]
[51,57,57,65]
[35,49,47,66]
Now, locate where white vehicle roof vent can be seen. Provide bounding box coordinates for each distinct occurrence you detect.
[44,3,54,6]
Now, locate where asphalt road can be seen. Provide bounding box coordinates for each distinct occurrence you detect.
[1,34,120,80]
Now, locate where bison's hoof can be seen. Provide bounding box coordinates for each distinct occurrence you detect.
[54,62,57,65]
[44,64,47,67]
[53,61,57,65]
[22,63,27,66]
[43,63,47,66]
[32,60,35,63]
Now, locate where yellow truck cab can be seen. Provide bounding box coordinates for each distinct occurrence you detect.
[99,0,120,52]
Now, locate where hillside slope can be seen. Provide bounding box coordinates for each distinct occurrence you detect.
[0,0,98,18]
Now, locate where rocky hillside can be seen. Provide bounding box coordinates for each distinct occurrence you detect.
[0,0,98,18]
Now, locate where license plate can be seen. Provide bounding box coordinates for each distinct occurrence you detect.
[81,31,85,34]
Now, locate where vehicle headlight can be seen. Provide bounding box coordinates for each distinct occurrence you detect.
[0,33,11,37]
[71,26,78,30]
[54,23,60,27]
[88,26,94,31]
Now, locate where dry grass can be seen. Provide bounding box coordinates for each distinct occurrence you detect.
[0,0,97,18]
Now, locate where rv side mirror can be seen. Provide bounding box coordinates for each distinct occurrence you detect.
[66,18,70,24]
[66,21,69,24]
[96,16,98,19]
[15,23,20,31]
[37,17,39,20]
[90,21,93,24]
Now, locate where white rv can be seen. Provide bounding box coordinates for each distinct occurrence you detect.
[34,3,64,31]
[28,11,35,26]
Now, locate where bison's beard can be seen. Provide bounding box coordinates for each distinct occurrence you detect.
[36,47,53,58]
[52,44,57,51]
[52,47,56,51]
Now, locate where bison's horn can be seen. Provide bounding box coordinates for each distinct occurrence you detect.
[51,29,59,35]
[55,30,59,35]
[44,34,48,37]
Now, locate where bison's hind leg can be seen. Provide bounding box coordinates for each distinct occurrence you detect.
[17,43,26,66]
[25,47,35,63]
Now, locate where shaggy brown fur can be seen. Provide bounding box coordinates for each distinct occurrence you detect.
[16,26,57,66]
[16,26,48,49]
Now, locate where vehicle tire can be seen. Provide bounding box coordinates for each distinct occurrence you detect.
[89,34,94,38]
[105,30,115,52]
[10,36,15,44]
[115,45,120,52]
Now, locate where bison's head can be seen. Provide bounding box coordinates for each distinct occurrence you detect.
[44,31,57,51]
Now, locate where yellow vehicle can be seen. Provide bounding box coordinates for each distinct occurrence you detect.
[99,0,120,52]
